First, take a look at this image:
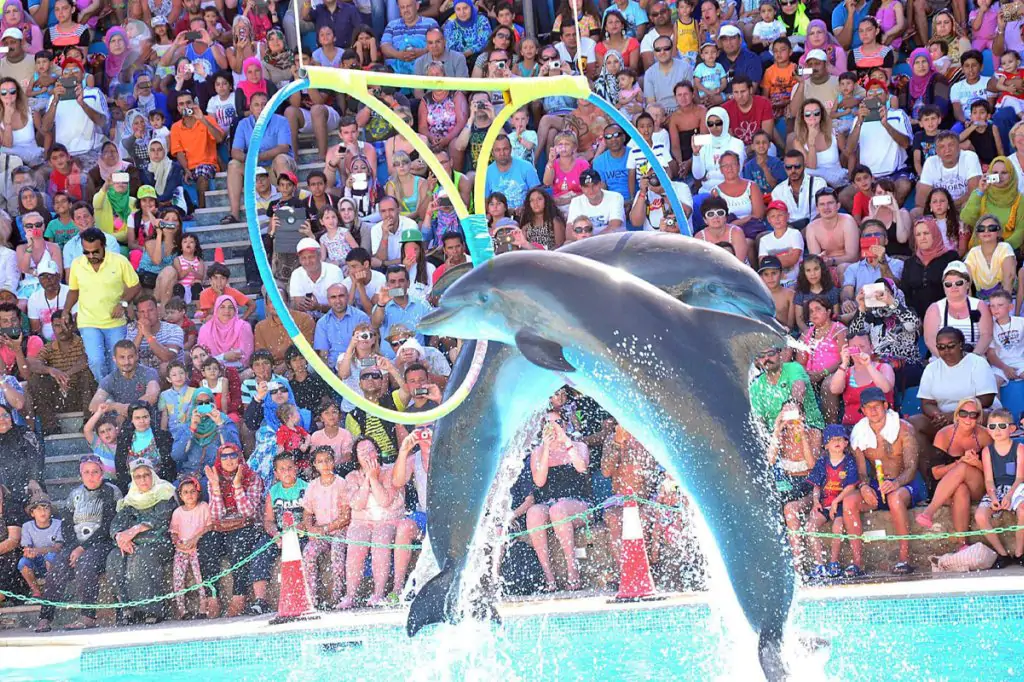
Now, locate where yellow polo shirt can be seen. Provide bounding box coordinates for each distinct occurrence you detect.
[68,251,139,329]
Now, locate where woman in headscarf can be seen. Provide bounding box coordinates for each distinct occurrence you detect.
[233,56,277,116]
[119,110,152,169]
[0,403,41,522]
[196,295,254,370]
[962,157,1024,250]
[0,0,40,54]
[897,48,951,125]
[107,456,176,625]
[114,402,175,492]
[847,277,922,377]
[930,9,971,77]
[591,49,623,107]
[172,387,241,479]
[91,157,137,256]
[131,69,168,119]
[244,377,299,486]
[442,0,491,58]
[965,213,1016,299]
[900,217,960,319]
[692,106,746,195]
[260,28,294,85]
[141,137,188,212]
[102,26,132,92]
[798,19,846,77]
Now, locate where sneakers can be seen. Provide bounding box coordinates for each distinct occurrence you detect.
[249,598,271,615]
[824,562,842,578]
[808,564,828,581]
[843,564,866,578]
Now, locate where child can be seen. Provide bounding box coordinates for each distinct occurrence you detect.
[616,68,644,120]
[970,0,999,51]
[928,39,952,76]
[876,0,905,50]
[495,1,524,41]
[761,38,797,123]
[18,497,62,597]
[516,37,539,77]
[743,130,786,194]
[973,408,1024,566]
[849,165,875,222]
[508,108,538,164]
[163,297,197,351]
[992,50,1024,118]
[806,425,862,579]
[910,105,943,177]
[675,0,699,66]
[301,446,352,607]
[29,50,57,115]
[752,1,786,51]
[276,403,312,475]
[264,452,309,554]
[693,42,727,106]
[200,357,230,411]
[159,360,195,432]
[832,72,862,135]
[169,475,211,619]
[649,476,705,588]
[758,200,805,286]
[173,233,205,305]
[148,109,170,147]
[44,191,77,248]
[83,409,119,479]
[961,99,1003,167]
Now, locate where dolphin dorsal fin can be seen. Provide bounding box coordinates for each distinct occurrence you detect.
[514,330,575,372]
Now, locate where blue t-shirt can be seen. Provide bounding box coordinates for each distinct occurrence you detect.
[592,149,630,205]
[382,17,439,75]
[233,113,293,155]
[808,453,859,506]
[484,159,541,211]
[831,2,873,49]
[603,1,649,38]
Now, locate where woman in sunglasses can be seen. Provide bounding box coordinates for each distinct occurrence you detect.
[692,106,745,196]
[922,260,993,358]
[914,397,991,542]
[244,377,300,486]
[337,322,386,412]
[964,213,1017,299]
[693,194,748,263]
[962,157,1024,251]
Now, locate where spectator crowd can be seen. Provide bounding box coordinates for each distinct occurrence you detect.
[3,0,1024,633]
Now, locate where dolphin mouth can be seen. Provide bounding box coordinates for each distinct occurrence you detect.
[756,313,790,337]
[419,305,459,333]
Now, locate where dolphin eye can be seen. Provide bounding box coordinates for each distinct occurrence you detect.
[478,291,490,305]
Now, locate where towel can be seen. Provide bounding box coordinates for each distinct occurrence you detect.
[849,410,901,451]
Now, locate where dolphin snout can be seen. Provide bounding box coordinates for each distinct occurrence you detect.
[418,305,458,334]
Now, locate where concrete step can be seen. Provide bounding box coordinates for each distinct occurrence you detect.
[185,222,252,244]
[0,603,41,630]
[43,432,90,459]
[209,161,323,192]
[56,411,84,434]
[45,453,87,481]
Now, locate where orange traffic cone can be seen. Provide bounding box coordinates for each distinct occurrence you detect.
[614,488,658,602]
[214,247,225,264]
[269,510,319,624]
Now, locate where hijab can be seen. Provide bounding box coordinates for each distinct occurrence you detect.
[914,217,949,266]
[706,106,735,151]
[197,294,254,359]
[806,19,839,63]
[594,49,622,103]
[106,183,132,222]
[214,446,257,515]
[104,27,131,80]
[0,0,32,36]
[186,387,220,447]
[262,28,294,72]
[117,460,175,511]
[239,56,268,103]
[908,48,936,100]
[97,149,129,182]
[148,139,172,195]
[261,380,296,431]
[453,0,477,27]
[980,156,1022,233]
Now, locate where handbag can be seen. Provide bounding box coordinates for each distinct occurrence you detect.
[930,542,996,573]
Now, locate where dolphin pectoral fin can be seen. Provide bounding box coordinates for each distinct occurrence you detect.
[407,561,460,636]
[514,329,575,372]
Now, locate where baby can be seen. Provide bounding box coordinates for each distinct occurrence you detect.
[616,68,644,120]
[994,49,1024,118]
[693,42,727,104]
[752,2,787,50]
[29,50,57,113]
[832,72,862,134]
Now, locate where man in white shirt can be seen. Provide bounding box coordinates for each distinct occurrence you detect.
[770,150,826,230]
[567,169,625,238]
[288,238,344,319]
[342,247,385,315]
[555,23,598,79]
[28,260,76,340]
[915,131,983,210]
[370,196,418,269]
[41,58,107,170]
[843,81,914,207]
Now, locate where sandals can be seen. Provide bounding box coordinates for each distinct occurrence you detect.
[892,561,915,575]
[220,214,238,225]
[824,562,842,579]
[63,618,96,631]
[843,564,866,578]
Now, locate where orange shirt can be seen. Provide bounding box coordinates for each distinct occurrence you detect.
[169,115,222,169]
[197,286,251,319]
[762,63,798,119]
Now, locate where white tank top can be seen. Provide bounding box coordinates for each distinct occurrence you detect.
[717,182,753,219]
[937,296,982,345]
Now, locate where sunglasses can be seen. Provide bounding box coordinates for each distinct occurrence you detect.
[219,450,240,459]
[269,387,288,395]
[361,371,384,380]
[785,164,803,170]
[976,224,1001,233]
[196,399,212,405]
[989,422,1012,430]
[935,342,960,351]
[958,409,981,419]
[604,132,623,139]
[390,339,410,348]
[704,208,727,218]
[756,348,781,359]
[80,454,102,464]
[707,120,723,128]
[862,232,885,239]
[574,226,593,234]
[0,88,15,95]
[781,0,796,5]
[654,46,672,53]
[804,110,822,117]
[943,279,966,288]
[23,221,42,229]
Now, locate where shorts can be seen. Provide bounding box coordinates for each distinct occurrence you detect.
[877,167,916,184]
[407,510,427,536]
[820,503,844,522]
[979,485,1024,511]
[190,164,217,180]
[867,472,928,511]
[776,473,813,505]
[737,217,770,241]
[299,106,341,134]
[17,552,58,573]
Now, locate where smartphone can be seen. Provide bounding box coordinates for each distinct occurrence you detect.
[864,98,881,123]
[356,357,376,368]
[413,387,429,397]
[870,195,892,207]
[112,172,130,184]
[59,77,77,100]
[863,282,886,308]
[388,287,406,298]
[1,327,20,340]
[158,220,176,230]
[693,134,713,147]
[859,235,882,259]
[351,172,368,191]
[184,30,202,41]
[799,68,813,76]
[438,196,453,210]
[988,173,1001,183]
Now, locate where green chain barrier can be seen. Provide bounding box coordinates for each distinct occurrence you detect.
[786,525,1024,542]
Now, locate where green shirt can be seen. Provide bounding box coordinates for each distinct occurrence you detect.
[750,362,824,430]
[44,218,78,248]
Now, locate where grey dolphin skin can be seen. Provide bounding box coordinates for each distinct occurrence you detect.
[409,233,784,641]
[416,250,793,681]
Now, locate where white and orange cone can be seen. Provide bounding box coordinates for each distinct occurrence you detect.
[615,487,657,602]
[270,510,319,624]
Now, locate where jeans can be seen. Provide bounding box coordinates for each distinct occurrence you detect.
[370,0,391,39]
[80,325,128,381]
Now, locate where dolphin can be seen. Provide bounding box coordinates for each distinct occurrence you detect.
[409,234,784,639]
[416,250,793,681]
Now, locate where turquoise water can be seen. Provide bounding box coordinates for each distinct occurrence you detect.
[5,593,1024,681]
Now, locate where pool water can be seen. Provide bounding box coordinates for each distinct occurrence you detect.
[5,591,1023,682]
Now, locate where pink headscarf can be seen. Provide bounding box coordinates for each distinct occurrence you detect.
[104,27,130,80]
[0,0,40,53]
[238,56,268,106]
[197,294,254,366]
[908,47,936,100]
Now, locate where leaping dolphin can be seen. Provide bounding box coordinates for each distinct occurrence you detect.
[416,249,793,681]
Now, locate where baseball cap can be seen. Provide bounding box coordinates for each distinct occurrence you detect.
[400,227,424,243]
[823,424,848,442]
[296,237,320,253]
[386,323,414,341]
[278,170,299,185]
[943,260,970,279]
[37,260,59,276]
[859,386,887,407]
[718,24,742,38]
[1,28,23,41]
[580,169,602,186]
[758,255,782,272]
[805,48,828,62]
[136,185,157,200]
[766,200,789,214]
[255,166,269,176]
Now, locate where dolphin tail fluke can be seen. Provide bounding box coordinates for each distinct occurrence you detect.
[407,559,501,636]
[757,625,789,682]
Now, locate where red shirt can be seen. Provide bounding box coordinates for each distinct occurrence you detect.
[852,191,871,222]
[722,96,774,146]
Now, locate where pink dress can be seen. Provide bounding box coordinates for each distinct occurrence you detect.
[552,157,590,202]
[302,476,349,525]
[800,321,846,373]
[170,502,211,549]
[876,2,903,50]
[970,7,999,50]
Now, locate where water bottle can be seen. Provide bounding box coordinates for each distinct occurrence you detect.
[874,459,886,503]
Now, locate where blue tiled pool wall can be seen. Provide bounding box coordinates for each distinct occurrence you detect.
[79,593,1024,678]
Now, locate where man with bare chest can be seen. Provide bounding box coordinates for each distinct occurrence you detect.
[805,188,859,278]
[845,387,927,575]
[758,255,795,330]
[601,424,660,567]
